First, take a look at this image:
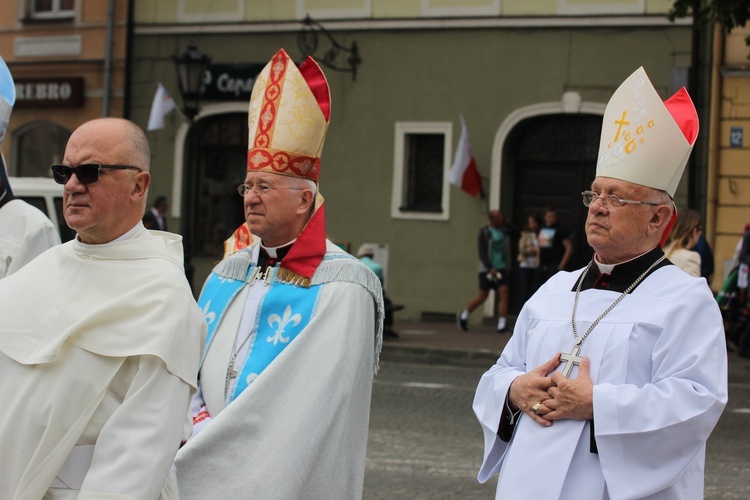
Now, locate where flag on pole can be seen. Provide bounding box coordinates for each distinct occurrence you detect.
[448,115,482,197]
[147,82,177,131]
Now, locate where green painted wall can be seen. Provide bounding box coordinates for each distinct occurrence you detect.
[130,25,692,320]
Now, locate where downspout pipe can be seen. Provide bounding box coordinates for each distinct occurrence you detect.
[102,0,115,116]
[706,23,723,292]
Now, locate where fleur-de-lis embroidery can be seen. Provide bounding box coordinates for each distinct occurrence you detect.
[267,305,301,345]
[201,300,216,326]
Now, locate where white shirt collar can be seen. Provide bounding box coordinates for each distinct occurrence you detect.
[76,221,145,244]
[593,247,658,274]
[260,239,297,259]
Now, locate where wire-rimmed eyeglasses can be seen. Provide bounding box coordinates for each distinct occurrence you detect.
[581,191,660,209]
[51,164,143,185]
[237,183,305,196]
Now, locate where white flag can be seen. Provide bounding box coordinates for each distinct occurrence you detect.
[147,82,176,131]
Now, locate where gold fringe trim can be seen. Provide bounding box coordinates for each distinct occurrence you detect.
[276,267,312,288]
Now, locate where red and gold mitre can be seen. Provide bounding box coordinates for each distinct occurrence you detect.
[246,48,331,182]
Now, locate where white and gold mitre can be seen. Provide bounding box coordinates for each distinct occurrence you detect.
[596,66,698,197]
[246,48,330,182]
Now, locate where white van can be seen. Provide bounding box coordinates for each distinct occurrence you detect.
[8,176,75,242]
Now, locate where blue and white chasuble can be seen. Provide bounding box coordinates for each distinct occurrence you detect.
[177,240,384,500]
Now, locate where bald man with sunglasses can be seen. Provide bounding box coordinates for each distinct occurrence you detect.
[0,117,206,499]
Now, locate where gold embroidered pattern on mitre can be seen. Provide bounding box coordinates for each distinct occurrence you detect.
[246,49,328,181]
[595,67,696,197]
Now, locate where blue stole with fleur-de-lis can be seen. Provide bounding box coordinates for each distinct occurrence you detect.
[198,271,248,366]
[198,264,321,403]
[230,281,319,400]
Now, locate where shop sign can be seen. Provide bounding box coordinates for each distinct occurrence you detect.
[14,77,84,108]
[202,64,265,101]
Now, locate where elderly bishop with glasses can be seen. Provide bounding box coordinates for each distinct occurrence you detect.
[473,67,727,499]
[0,117,206,498]
[174,49,383,500]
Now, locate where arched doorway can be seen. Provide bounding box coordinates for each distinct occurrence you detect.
[12,121,71,177]
[183,112,248,289]
[504,113,602,311]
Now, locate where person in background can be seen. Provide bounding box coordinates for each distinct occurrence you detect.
[458,209,513,333]
[731,223,750,270]
[0,117,205,498]
[719,222,750,350]
[731,223,750,358]
[536,205,574,288]
[175,49,383,500]
[358,243,384,281]
[0,56,60,278]
[0,157,60,278]
[143,194,168,231]
[358,243,400,340]
[473,67,726,499]
[693,232,715,284]
[663,207,702,277]
[517,213,541,306]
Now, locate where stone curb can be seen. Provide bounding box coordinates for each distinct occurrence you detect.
[380,343,501,369]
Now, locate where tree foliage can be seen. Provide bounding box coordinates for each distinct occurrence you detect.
[668,0,750,32]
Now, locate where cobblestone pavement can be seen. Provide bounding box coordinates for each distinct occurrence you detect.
[364,362,496,499]
[364,355,750,499]
[705,356,750,499]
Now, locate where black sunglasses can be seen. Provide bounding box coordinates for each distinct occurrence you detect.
[51,164,143,185]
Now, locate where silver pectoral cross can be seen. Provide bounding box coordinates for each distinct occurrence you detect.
[559,346,584,378]
[225,353,239,395]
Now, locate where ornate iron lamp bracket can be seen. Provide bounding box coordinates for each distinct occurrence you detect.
[297,14,361,81]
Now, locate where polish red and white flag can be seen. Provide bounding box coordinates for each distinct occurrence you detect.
[448,116,482,197]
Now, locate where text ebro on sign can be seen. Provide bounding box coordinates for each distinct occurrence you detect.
[14,77,84,108]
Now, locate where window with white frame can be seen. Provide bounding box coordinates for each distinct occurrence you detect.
[29,0,75,20]
[391,122,452,221]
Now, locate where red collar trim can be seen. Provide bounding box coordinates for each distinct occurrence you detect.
[278,197,326,284]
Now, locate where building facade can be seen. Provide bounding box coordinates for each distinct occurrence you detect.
[5,1,732,322]
[711,24,750,288]
[0,0,130,176]
[128,0,700,319]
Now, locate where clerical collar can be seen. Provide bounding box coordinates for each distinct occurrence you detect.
[574,246,670,293]
[260,240,296,259]
[258,240,295,271]
[592,247,653,275]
